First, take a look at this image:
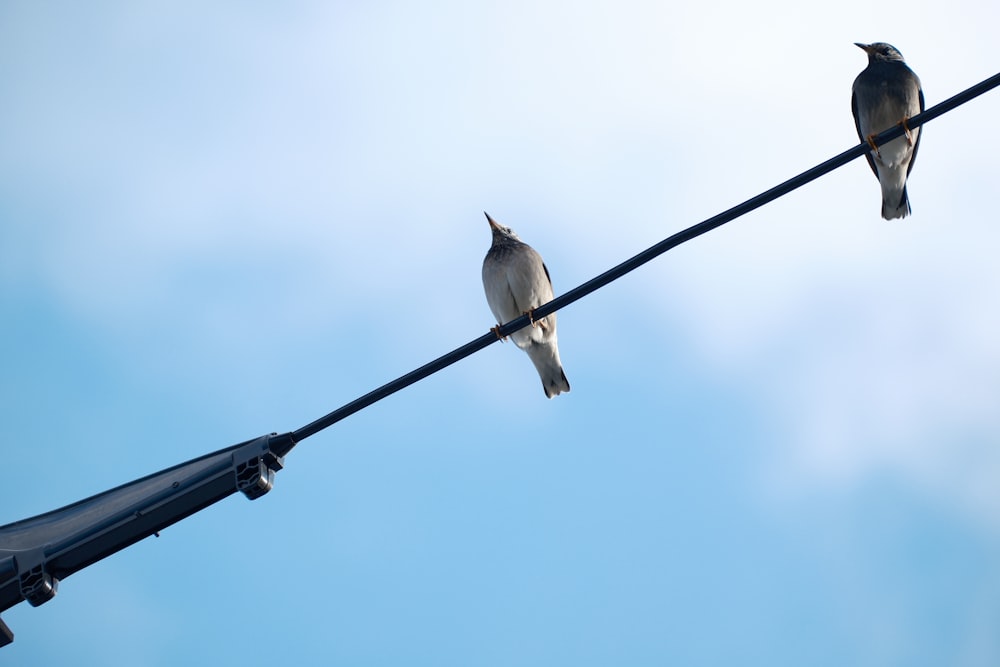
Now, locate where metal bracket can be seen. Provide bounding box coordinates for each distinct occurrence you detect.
[0,430,298,647]
[234,433,289,500]
[18,557,58,608]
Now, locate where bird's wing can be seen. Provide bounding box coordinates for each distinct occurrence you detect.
[906,85,925,178]
[504,248,551,306]
[852,89,879,178]
[483,262,520,324]
[495,282,522,323]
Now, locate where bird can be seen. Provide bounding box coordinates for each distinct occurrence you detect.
[851,42,924,220]
[481,212,570,398]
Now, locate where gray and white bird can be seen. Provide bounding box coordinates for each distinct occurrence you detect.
[851,42,924,220]
[482,212,570,398]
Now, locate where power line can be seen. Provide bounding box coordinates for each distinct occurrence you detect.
[286,70,1000,451]
[3,70,1000,652]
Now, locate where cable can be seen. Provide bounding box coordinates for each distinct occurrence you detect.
[288,71,1000,448]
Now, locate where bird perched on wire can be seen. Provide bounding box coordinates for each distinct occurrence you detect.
[482,212,570,398]
[851,42,924,220]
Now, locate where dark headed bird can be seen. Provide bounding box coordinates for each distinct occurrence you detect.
[852,42,924,219]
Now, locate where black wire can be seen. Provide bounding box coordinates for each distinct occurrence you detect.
[287,71,1000,448]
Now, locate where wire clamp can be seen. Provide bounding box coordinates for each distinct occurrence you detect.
[234,433,289,501]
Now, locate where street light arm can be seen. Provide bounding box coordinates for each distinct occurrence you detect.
[0,431,295,647]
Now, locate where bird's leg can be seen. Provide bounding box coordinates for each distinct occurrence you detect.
[490,324,507,342]
[524,309,549,330]
[865,134,882,158]
[899,117,914,146]
[523,310,543,328]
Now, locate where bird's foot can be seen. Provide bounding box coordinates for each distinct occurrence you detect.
[866,134,881,158]
[899,117,914,146]
[524,309,546,329]
[490,324,507,342]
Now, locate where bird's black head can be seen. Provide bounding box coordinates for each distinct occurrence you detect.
[855,42,906,64]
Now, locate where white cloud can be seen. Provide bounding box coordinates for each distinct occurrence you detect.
[2,0,999,529]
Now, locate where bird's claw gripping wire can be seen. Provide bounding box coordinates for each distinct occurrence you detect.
[867,118,914,158]
[865,133,882,158]
[899,117,915,146]
[491,311,544,341]
[524,309,546,329]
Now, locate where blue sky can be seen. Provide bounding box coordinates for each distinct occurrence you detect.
[2,1,1000,665]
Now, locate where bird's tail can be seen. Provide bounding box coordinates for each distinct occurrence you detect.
[525,341,570,398]
[882,184,911,220]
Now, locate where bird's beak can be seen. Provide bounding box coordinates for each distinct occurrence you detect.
[484,211,501,231]
[854,42,873,54]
